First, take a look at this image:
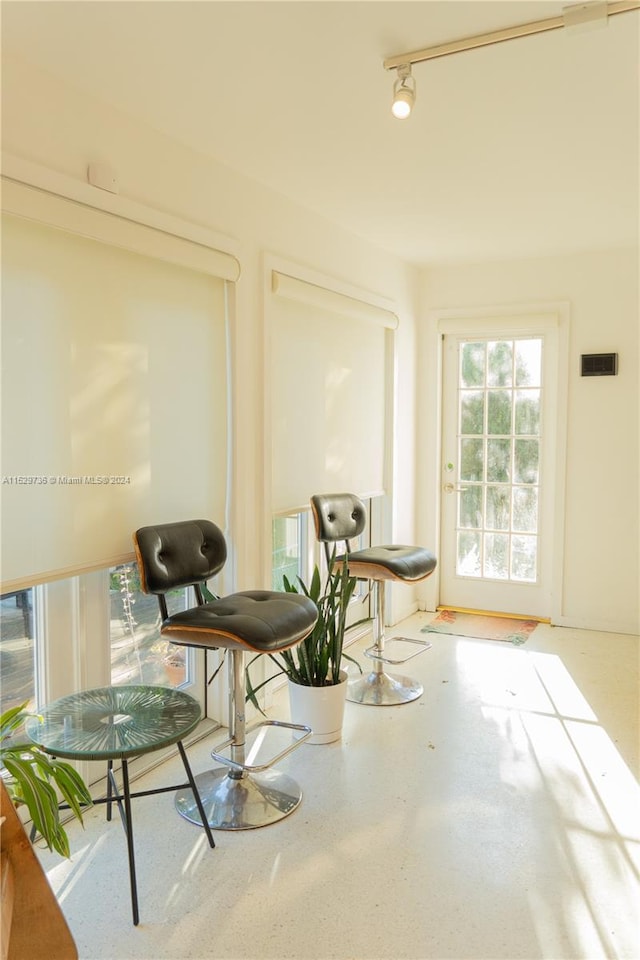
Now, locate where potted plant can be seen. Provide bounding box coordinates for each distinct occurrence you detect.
[246,553,366,743]
[162,644,186,686]
[1,700,92,857]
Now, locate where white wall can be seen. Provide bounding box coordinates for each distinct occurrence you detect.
[418,248,639,634]
[1,55,421,606]
[6,55,636,634]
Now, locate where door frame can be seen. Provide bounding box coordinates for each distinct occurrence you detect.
[419,301,570,624]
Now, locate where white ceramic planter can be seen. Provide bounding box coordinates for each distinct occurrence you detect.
[288,670,348,744]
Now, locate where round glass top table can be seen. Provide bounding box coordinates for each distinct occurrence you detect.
[25,684,202,760]
[25,685,215,925]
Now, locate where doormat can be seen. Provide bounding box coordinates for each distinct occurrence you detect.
[421,609,539,645]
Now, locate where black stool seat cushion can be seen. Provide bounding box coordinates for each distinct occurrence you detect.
[162,591,318,653]
[337,545,437,583]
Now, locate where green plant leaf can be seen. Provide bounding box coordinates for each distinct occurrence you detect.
[0,700,33,739]
[245,553,370,697]
[201,582,219,602]
[48,759,93,820]
[1,753,67,854]
[1,700,91,857]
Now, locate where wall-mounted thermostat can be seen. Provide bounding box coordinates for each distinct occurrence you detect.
[580,353,618,377]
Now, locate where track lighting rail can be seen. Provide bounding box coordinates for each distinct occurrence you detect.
[383,0,640,71]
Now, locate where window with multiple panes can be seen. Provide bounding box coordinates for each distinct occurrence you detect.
[456,338,542,582]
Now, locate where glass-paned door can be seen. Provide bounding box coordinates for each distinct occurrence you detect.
[441,333,556,617]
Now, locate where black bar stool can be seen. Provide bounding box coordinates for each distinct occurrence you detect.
[133,518,318,830]
[311,493,437,705]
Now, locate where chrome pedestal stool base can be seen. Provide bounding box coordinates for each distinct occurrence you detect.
[175,767,303,830]
[346,670,423,706]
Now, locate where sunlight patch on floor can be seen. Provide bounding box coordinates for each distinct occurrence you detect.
[455,637,639,960]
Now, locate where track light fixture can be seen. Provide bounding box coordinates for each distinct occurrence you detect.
[391,63,415,119]
[385,1,639,120]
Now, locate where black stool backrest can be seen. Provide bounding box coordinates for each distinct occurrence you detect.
[310,494,367,551]
[133,520,227,598]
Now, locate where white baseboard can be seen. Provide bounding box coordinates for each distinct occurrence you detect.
[552,614,639,637]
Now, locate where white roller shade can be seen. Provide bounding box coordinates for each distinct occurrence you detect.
[1,213,229,590]
[270,271,396,514]
[272,272,398,330]
[2,178,240,282]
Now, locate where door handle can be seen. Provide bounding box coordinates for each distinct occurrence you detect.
[443,483,469,494]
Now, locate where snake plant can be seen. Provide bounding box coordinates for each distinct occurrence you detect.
[246,552,365,709]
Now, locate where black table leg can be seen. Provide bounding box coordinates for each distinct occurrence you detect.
[106,759,114,822]
[116,759,140,926]
[177,741,216,849]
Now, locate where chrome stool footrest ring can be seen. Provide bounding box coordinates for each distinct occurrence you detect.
[365,636,432,665]
[210,719,312,773]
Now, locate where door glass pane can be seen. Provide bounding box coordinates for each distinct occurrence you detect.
[487,341,513,387]
[460,438,484,481]
[0,588,36,713]
[460,391,484,434]
[514,439,539,483]
[486,486,510,531]
[484,533,509,579]
[457,531,481,577]
[515,390,540,435]
[487,390,512,434]
[459,486,482,528]
[515,340,542,387]
[487,439,511,482]
[455,337,542,584]
[460,342,485,387]
[513,487,538,533]
[110,563,189,687]
[511,536,537,581]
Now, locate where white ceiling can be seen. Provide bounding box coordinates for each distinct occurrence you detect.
[1,1,638,265]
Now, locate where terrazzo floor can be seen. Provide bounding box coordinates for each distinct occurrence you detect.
[37,612,639,960]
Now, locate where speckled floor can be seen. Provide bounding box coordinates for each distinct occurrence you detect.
[38,613,639,960]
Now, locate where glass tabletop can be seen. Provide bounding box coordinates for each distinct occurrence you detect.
[24,685,202,760]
